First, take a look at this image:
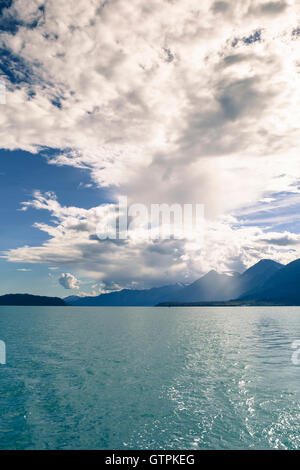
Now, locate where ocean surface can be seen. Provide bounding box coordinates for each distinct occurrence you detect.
[1,306,300,450]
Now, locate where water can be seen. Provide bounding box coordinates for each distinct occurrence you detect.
[1,306,300,449]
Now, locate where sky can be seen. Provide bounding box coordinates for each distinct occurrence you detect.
[0,0,299,297]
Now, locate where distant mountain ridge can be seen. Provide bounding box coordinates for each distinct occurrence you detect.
[238,259,300,305]
[238,259,284,293]
[159,258,300,306]
[65,258,287,306]
[0,294,66,306]
[3,258,300,306]
[168,270,242,302]
[66,284,184,307]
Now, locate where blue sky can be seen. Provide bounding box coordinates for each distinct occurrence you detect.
[0,148,111,295]
[0,0,299,296]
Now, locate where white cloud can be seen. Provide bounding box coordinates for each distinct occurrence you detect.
[58,272,80,290]
[1,0,300,285]
[0,1,298,203]
[3,191,299,288]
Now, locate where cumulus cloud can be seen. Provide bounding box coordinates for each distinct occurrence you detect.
[58,272,80,290]
[0,2,298,199]
[1,0,300,287]
[3,191,299,289]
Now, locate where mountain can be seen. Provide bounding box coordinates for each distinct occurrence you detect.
[66,284,184,306]
[238,259,283,294]
[166,259,284,304]
[239,258,300,304]
[2,258,297,307]
[169,270,242,302]
[0,294,66,306]
[67,259,284,306]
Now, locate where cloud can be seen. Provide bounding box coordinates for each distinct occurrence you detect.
[0,0,300,286]
[260,233,300,246]
[212,2,230,14]
[2,191,299,289]
[58,272,80,290]
[0,1,298,199]
[259,1,288,15]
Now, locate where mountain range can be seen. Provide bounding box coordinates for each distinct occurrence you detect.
[65,258,300,306]
[166,259,283,303]
[1,258,300,306]
[238,258,300,305]
[65,284,184,307]
[0,294,66,306]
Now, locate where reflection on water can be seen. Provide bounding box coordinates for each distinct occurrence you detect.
[1,306,300,449]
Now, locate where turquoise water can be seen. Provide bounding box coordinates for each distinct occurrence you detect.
[1,306,300,449]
